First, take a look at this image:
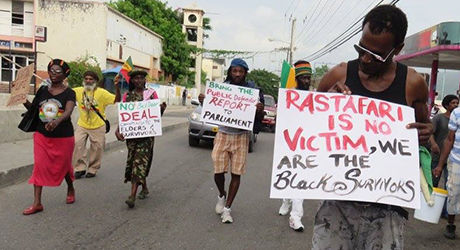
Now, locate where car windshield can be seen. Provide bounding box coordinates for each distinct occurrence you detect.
[264,96,276,107]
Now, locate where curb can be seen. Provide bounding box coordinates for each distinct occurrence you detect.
[0,121,189,189]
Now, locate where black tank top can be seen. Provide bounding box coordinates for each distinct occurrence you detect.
[345,59,408,106]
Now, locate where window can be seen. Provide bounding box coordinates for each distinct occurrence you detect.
[189,58,196,68]
[186,27,197,42]
[12,1,24,26]
[1,57,12,82]
[212,65,218,69]
[188,14,197,23]
[0,54,34,82]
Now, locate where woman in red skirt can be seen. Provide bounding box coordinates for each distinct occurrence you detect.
[22,59,77,215]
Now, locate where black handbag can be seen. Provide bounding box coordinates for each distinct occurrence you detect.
[18,86,45,132]
[91,104,110,133]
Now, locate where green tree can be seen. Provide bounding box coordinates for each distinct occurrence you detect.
[203,17,212,40]
[314,64,330,79]
[110,0,192,81]
[201,70,207,84]
[246,69,280,100]
[67,55,102,88]
[312,64,330,89]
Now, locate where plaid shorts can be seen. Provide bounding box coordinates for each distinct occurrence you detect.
[212,132,249,175]
[447,160,460,215]
[312,200,405,250]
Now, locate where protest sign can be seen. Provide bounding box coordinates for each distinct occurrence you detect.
[118,99,162,139]
[270,89,420,209]
[6,63,34,107]
[201,81,259,131]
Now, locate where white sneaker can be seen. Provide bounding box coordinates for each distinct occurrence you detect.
[221,207,233,223]
[279,200,292,216]
[289,217,304,232]
[215,195,226,214]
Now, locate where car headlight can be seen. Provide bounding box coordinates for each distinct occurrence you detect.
[190,112,201,121]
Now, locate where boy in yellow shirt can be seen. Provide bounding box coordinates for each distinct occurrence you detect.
[73,71,121,178]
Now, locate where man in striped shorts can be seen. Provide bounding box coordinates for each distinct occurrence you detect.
[434,105,460,239]
[200,58,264,223]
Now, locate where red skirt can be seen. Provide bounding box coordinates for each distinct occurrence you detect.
[29,132,75,187]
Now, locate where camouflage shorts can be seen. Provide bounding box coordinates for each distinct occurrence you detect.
[311,200,405,250]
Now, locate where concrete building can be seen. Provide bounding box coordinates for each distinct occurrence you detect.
[0,0,35,93]
[202,58,225,82]
[182,4,204,92]
[34,0,163,83]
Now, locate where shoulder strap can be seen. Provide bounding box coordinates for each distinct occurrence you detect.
[91,104,106,121]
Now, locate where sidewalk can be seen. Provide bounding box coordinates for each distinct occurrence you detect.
[0,105,194,189]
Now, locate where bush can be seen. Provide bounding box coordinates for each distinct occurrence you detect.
[67,55,103,88]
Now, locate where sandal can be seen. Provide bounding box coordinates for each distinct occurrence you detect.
[125,196,135,208]
[23,204,44,215]
[66,194,75,204]
[138,189,149,200]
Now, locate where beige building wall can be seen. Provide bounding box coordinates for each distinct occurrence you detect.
[106,7,163,79]
[202,58,225,82]
[35,0,107,76]
[201,58,213,81]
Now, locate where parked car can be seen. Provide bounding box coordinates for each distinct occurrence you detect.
[262,94,277,132]
[188,105,256,152]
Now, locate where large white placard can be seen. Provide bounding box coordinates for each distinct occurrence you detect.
[118,99,162,139]
[270,89,421,209]
[201,81,259,131]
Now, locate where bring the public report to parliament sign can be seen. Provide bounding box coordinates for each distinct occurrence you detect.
[118,99,162,139]
[270,89,421,209]
[201,81,259,131]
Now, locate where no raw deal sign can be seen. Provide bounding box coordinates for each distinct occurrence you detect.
[118,100,162,139]
[270,89,420,209]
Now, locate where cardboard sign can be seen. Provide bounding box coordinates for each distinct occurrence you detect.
[118,99,162,139]
[201,81,259,131]
[270,89,420,209]
[6,63,34,107]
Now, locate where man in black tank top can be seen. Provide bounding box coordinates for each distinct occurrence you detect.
[312,5,432,250]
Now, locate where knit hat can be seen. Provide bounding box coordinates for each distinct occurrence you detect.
[84,70,99,82]
[129,70,148,78]
[230,58,249,71]
[294,60,312,77]
[48,59,70,78]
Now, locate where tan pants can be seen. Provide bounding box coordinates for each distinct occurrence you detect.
[73,125,106,174]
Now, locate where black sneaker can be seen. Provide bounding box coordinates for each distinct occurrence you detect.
[75,171,86,179]
[86,173,96,178]
[444,224,456,239]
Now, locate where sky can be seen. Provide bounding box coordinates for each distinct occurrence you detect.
[104,0,460,97]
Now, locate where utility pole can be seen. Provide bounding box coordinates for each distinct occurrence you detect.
[289,18,297,64]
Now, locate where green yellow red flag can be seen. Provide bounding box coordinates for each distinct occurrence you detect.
[280,60,296,89]
[119,56,133,82]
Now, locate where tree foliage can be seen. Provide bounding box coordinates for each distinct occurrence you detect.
[110,0,192,81]
[246,69,280,100]
[314,64,330,79]
[67,55,102,88]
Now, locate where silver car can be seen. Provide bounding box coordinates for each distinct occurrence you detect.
[188,105,256,153]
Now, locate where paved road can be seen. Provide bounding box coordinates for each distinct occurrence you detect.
[0,128,459,249]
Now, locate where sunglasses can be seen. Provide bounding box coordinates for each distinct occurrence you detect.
[49,68,63,74]
[354,44,395,63]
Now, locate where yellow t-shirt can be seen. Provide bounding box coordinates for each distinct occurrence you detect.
[73,87,115,129]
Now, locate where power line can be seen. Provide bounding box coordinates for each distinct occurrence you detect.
[297,0,346,46]
[284,0,296,17]
[296,0,321,40]
[303,0,401,62]
[295,0,333,45]
[304,0,365,46]
[288,0,303,21]
[303,0,386,60]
